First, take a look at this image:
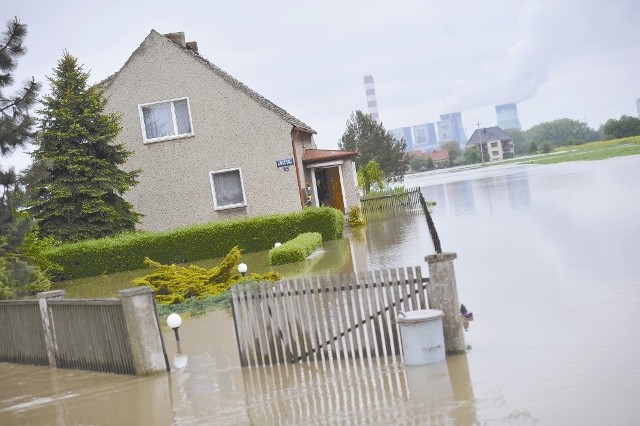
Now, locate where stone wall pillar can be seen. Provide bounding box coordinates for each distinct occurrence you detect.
[37,289,66,367]
[425,253,466,353]
[119,286,169,375]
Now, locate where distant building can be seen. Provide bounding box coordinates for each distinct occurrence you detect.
[636,98,640,118]
[389,127,414,151]
[410,149,450,169]
[495,103,522,131]
[438,112,467,147]
[412,123,438,151]
[363,75,380,121]
[467,126,514,161]
[423,149,450,167]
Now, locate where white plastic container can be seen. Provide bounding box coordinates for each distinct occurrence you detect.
[397,309,445,365]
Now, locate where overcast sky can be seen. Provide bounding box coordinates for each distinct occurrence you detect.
[4,0,640,172]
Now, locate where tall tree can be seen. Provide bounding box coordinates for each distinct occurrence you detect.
[0,17,48,299]
[29,52,141,242]
[0,18,40,156]
[339,111,408,182]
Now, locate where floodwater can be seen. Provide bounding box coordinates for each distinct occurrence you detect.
[2,155,640,425]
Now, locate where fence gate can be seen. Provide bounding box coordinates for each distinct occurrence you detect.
[360,187,422,216]
[230,267,430,367]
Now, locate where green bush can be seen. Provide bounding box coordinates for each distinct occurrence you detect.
[269,232,323,265]
[44,207,343,280]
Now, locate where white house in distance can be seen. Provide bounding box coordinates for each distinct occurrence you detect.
[99,30,359,232]
[466,126,515,161]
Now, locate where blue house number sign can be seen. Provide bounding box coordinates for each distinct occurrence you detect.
[276,158,294,171]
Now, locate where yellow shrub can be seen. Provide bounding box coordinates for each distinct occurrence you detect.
[132,246,281,304]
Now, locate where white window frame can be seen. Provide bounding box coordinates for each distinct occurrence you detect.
[209,168,247,210]
[138,97,195,143]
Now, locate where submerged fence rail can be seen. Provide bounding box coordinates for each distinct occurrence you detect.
[360,187,422,216]
[231,267,430,367]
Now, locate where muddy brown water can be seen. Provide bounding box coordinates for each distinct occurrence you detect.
[2,156,639,425]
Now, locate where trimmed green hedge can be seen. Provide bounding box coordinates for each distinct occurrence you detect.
[44,207,344,280]
[269,232,323,266]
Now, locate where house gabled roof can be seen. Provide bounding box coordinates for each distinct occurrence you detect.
[98,30,316,134]
[302,148,359,164]
[467,126,512,146]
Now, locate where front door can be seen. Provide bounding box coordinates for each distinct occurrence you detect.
[325,167,344,213]
[312,166,345,213]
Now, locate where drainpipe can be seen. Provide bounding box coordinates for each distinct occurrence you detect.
[291,128,305,207]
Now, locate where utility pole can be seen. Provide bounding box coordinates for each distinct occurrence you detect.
[476,118,484,163]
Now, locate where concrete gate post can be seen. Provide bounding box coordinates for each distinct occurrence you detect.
[119,286,169,375]
[425,253,466,354]
[37,289,66,367]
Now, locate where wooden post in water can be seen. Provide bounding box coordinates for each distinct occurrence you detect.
[425,253,466,353]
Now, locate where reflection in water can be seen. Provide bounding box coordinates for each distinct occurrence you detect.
[421,168,531,221]
[241,350,478,425]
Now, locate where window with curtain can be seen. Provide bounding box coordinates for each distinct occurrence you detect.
[139,98,193,142]
[209,169,246,209]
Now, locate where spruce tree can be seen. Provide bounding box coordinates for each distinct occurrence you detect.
[29,52,141,242]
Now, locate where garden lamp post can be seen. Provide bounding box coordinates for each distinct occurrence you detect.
[167,313,182,354]
[238,263,248,277]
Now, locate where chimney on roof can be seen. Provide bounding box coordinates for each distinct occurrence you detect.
[186,41,198,54]
[164,32,186,47]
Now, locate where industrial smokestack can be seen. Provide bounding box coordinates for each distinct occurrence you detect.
[363,75,380,121]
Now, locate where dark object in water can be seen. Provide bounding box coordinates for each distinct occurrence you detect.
[460,303,474,320]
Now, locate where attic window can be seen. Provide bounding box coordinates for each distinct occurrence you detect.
[139,97,194,143]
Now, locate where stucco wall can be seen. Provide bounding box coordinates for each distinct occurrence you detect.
[340,160,361,211]
[103,31,308,231]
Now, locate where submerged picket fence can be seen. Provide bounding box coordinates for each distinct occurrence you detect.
[360,187,422,216]
[231,267,430,367]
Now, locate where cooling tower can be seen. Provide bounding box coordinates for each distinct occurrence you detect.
[495,103,522,130]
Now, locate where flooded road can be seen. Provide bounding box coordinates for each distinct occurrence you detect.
[2,156,640,424]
